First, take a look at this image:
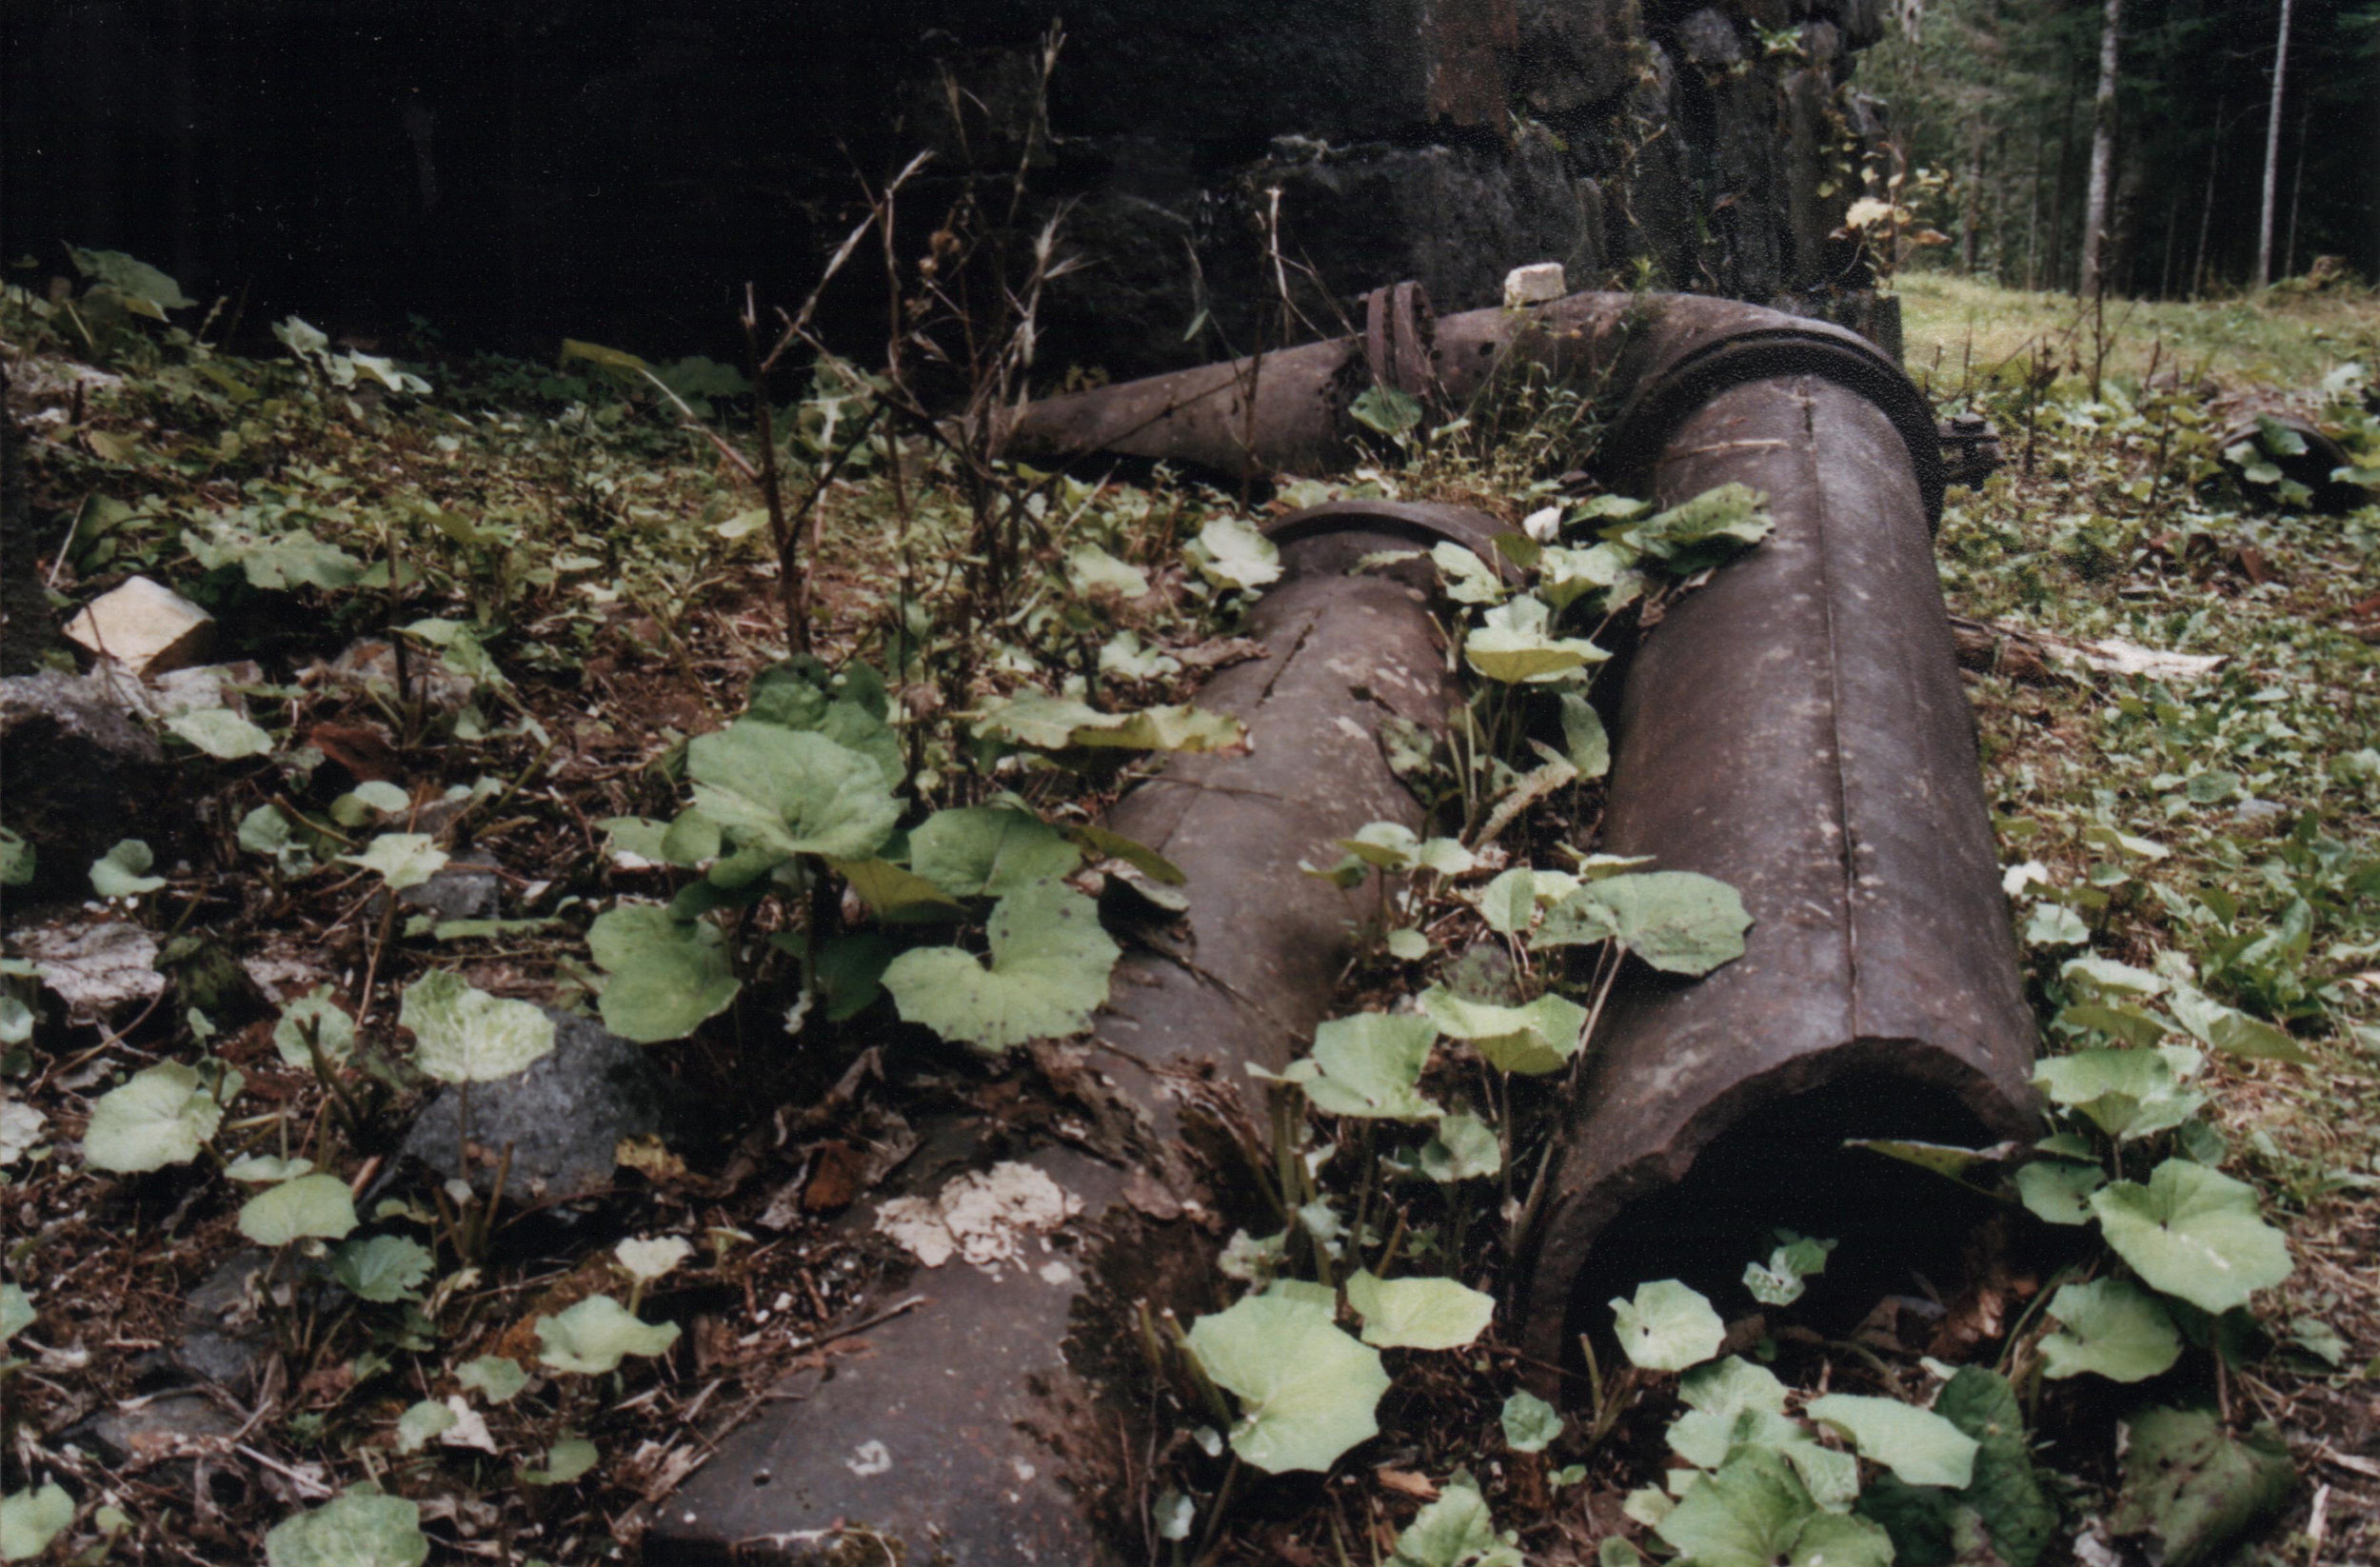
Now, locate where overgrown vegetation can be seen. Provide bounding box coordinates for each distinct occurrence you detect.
[1,234,2374,1567]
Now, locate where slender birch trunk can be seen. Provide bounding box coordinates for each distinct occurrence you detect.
[2079,0,2123,298]
[2255,0,2294,287]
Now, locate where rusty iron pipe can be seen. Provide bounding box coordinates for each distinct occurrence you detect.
[1002,288,1948,526]
[1519,373,2037,1369]
[645,505,1496,1565]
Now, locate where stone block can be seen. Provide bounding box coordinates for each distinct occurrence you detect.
[1504,261,1568,307]
[62,575,214,676]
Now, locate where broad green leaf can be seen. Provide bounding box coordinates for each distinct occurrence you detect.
[1301,1012,1442,1121]
[238,1173,359,1246]
[2091,1160,2292,1313]
[186,518,365,590]
[457,1356,528,1404]
[0,827,32,886]
[2031,1048,2202,1141]
[1558,693,1611,777]
[69,247,195,310]
[1843,1137,2010,1186]
[2110,1408,2292,1567]
[89,838,166,898]
[908,806,1082,899]
[394,1399,455,1454]
[535,1295,681,1374]
[397,970,556,1082]
[1806,1394,1979,1489]
[340,833,448,892]
[83,1062,221,1172]
[829,856,966,926]
[882,880,1119,1052]
[1420,1113,1502,1182]
[586,904,741,1044]
[330,1235,434,1303]
[1067,544,1149,599]
[2,1484,76,1563]
[1929,1366,2057,1567]
[614,1236,693,1283]
[1194,518,1282,590]
[1064,822,1187,885]
[1742,1233,1835,1306]
[274,989,357,1069]
[1418,986,1587,1075]
[1502,1390,1563,1453]
[687,721,899,862]
[0,997,29,1047]
[1538,542,1642,613]
[226,1156,313,1183]
[1387,927,1432,960]
[1390,1474,1520,1567]
[264,1492,430,1567]
[974,694,1249,755]
[1185,1293,1388,1474]
[599,816,671,865]
[1464,595,1608,684]
[1610,1279,1724,1372]
[1431,542,1506,605]
[2039,1279,2182,1382]
[525,1437,600,1485]
[1099,629,1179,680]
[167,707,274,760]
[2168,985,2311,1063]
[1474,867,1577,935]
[2014,1159,2107,1225]
[2024,903,2089,947]
[1656,1447,1890,1567]
[2062,956,2167,999]
[1668,1357,1805,1473]
[1545,872,1752,975]
[1352,384,1425,439]
[1612,483,1773,571]
[0,1285,31,1341]
[1345,1271,1496,1350]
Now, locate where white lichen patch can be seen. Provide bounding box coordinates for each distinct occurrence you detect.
[874,1160,1081,1274]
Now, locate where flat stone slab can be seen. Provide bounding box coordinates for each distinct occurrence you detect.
[63,575,215,676]
[404,1007,666,1201]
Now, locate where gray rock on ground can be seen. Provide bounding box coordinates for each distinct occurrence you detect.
[0,669,173,905]
[404,1008,672,1201]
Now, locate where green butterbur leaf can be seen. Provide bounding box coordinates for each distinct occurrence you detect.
[1,1484,75,1563]
[1805,1394,1979,1489]
[1066,543,1148,599]
[2091,1159,2292,1314]
[457,1356,528,1404]
[586,905,742,1043]
[1501,1390,1562,1453]
[1419,1113,1502,1182]
[1418,986,1587,1075]
[1185,1293,1387,1474]
[1344,1271,1496,1350]
[2032,1048,2202,1141]
[394,1399,455,1454]
[274,989,357,1069]
[1194,518,1282,590]
[265,1492,430,1567]
[908,806,1082,899]
[1537,871,1752,975]
[238,1173,359,1246]
[687,721,899,862]
[2015,1159,2107,1225]
[167,707,274,759]
[1301,1012,1442,1121]
[89,838,166,898]
[397,971,555,1082]
[340,833,448,892]
[1464,595,1608,684]
[83,1062,221,1172]
[1610,1279,1723,1371]
[1390,1474,1521,1567]
[974,694,1248,754]
[2039,1279,2183,1382]
[882,880,1119,1052]
[330,1235,434,1303]
[534,1295,680,1374]
[2111,1408,2292,1567]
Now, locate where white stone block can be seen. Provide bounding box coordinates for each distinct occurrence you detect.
[1503,262,1567,308]
[62,575,216,676]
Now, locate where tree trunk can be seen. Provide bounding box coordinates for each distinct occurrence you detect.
[2079,0,2123,298]
[2192,105,2224,296]
[2046,75,2081,291]
[1961,134,1985,275]
[2256,0,2294,287]
[2283,95,2310,279]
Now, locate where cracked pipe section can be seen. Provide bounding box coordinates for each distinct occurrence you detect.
[1520,374,2037,1368]
[644,507,1482,1566]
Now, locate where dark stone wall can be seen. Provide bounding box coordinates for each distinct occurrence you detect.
[2,0,1893,376]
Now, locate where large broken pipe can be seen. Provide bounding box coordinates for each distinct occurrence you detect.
[645,503,1501,1566]
[1517,371,2038,1370]
[1000,282,2034,1363]
[999,286,1951,526]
